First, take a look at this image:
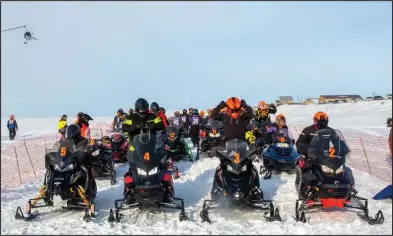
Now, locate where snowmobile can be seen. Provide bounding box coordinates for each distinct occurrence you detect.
[198,119,225,158]
[111,132,129,163]
[260,133,300,180]
[15,139,98,222]
[200,139,282,223]
[294,128,384,225]
[90,136,116,185]
[163,125,195,162]
[107,132,189,222]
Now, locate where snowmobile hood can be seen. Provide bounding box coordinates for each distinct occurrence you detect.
[217,139,257,170]
[130,133,166,173]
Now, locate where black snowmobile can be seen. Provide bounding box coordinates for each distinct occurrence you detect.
[294,128,384,225]
[198,119,225,158]
[164,125,195,162]
[107,132,189,222]
[15,139,98,222]
[90,136,116,185]
[200,139,282,223]
[260,132,300,180]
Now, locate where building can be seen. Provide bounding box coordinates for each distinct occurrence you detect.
[277,96,294,105]
[318,95,362,104]
[303,98,319,105]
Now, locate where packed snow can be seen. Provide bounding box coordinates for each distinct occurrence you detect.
[1,101,392,235]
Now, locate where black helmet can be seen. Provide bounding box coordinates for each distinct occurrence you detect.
[182,109,187,114]
[150,102,160,115]
[61,114,67,120]
[135,98,149,116]
[118,109,124,115]
[66,124,81,142]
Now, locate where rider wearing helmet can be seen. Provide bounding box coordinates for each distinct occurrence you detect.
[58,114,68,139]
[75,112,93,139]
[296,111,332,158]
[262,114,292,145]
[255,101,277,124]
[44,124,97,192]
[112,109,125,132]
[180,109,190,138]
[211,97,254,141]
[210,97,258,199]
[122,98,165,145]
[188,108,203,147]
[151,102,168,128]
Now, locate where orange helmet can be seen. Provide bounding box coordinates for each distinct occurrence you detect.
[313,111,329,129]
[226,97,242,118]
[275,114,286,128]
[199,110,205,117]
[258,101,267,110]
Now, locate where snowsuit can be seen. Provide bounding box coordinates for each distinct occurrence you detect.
[7,119,18,140]
[389,127,392,159]
[188,114,202,146]
[254,105,277,125]
[58,118,67,139]
[180,113,190,137]
[262,124,291,145]
[75,113,92,140]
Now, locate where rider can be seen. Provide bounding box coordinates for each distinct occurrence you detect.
[210,97,259,198]
[75,112,93,139]
[180,109,190,138]
[188,109,203,147]
[57,114,68,139]
[255,101,277,125]
[112,109,125,132]
[262,114,292,145]
[122,98,165,147]
[151,102,169,128]
[44,124,97,196]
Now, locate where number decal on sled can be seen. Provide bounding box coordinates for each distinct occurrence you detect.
[280,137,285,143]
[90,139,95,145]
[144,152,151,161]
[233,152,240,164]
[329,147,336,158]
[60,147,67,157]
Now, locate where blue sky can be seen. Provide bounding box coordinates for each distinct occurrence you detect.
[1,2,392,118]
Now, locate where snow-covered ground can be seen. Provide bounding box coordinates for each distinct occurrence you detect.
[278,100,392,137]
[1,101,392,234]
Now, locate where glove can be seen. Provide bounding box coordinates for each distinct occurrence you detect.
[240,99,247,107]
[218,101,227,109]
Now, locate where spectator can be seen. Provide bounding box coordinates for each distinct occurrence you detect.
[7,115,18,140]
[388,118,392,160]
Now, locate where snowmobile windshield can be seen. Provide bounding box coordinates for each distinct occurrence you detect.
[47,139,79,172]
[206,119,223,130]
[259,120,272,133]
[130,133,164,173]
[224,139,249,166]
[308,129,351,173]
[167,125,181,140]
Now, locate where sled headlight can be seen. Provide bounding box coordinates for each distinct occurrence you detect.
[209,133,220,137]
[321,165,334,174]
[54,163,75,172]
[335,165,344,174]
[149,167,159,175]
[136,167,148,176]
[276,143,289,148]
[227,165,237,173]
[92,149,100,156]
[136,167,158,176]
[240,165,247,172]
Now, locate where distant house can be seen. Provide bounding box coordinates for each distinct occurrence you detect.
[386,94,392,100]
[278,96,294,105]
[318,95,362,104]
[303,98,319,105]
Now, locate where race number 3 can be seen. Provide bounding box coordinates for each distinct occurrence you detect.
[144,152,151,161]
[60,147,67,157]
[234,152,240,164]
